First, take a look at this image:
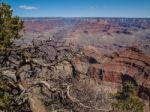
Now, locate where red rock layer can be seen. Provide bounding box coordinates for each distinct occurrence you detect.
[86,47,150,100]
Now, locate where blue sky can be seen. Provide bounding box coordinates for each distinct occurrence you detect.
[3,0,150,17]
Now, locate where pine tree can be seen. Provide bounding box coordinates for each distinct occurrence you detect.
[0,3,24,52]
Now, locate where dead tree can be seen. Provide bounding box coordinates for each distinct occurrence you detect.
[0,39,112,112]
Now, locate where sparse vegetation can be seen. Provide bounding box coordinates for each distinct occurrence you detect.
[0,82,13,110]
[112,82,144,112]
[0,2,149,112]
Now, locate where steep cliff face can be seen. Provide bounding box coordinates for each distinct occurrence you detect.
[85,47,150,100]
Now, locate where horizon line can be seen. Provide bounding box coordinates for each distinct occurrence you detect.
[21,16,150,19]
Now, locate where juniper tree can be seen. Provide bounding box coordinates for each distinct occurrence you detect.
[0,3,23,52]
[0,2,23,110]
[112,82,144,112]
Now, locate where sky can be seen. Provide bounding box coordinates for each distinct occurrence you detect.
[2,0,150,18]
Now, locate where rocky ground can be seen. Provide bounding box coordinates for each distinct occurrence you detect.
[1,41,149,112]
[0,40,115,112]
[3,18,150,112]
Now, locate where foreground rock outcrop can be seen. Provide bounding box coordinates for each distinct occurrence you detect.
[0,40,113,112]
[0,38,149,111]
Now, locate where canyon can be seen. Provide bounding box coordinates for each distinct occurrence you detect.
[20,18,150,54]
[21,17,150,99]
[12,18,150,111]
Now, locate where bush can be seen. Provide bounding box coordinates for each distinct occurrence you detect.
[0,82,13,110]
[112,82,144,112]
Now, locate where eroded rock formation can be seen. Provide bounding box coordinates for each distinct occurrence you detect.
[0,40,113,112]
[85,46,150,100]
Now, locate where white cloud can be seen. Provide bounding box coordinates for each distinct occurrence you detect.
[19,5,38,10]
[89,6,96,10]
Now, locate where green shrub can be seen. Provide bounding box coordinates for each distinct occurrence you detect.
[112,82,144,112]
[0,82,13,110]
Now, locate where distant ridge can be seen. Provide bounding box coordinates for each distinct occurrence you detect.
[22,17,150,22]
